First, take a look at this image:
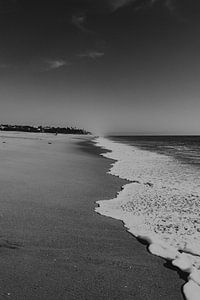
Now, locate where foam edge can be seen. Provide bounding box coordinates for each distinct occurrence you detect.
[94,137,200,300]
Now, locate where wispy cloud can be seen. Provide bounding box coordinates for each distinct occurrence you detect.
[109,0,177,14]
[109,0,136,11]
[164,0,181,18]
[28,59,68,73]
[71,12,92,33]
[0,58,69,73]
[78,51,105,59]
[164,0,175,12]
[45,59,67,71]
[150,0,176,14]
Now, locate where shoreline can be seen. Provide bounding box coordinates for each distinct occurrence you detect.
[0,133,184,299]
[93,136,200,300]
[80,138,185,299]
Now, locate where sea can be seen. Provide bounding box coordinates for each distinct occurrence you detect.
[95,136,200,300]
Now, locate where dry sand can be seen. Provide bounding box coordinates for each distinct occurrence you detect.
[0,132,184,299]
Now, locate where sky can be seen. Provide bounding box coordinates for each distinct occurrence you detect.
[0,0,200,134]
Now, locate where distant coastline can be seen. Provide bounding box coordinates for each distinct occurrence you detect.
[0,124,91,135]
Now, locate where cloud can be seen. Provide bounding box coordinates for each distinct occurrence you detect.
[109,0,177,13]
[45,59,67,70]
[164,0,180,17]
[28,59,68,73]
[71,12,91,33]
[164,0,175,12]
[0,58,69,73]
[109,0,136,11]
[150,0,176,14]
[78,51,105,59]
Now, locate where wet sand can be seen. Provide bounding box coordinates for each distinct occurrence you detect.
[0,132,184,299]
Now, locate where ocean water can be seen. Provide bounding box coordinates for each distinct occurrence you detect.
[95,136,200,300]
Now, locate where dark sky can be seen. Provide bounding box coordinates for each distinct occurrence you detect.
[0,0,200,134]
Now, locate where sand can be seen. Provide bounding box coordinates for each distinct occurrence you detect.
[0,132,184,299]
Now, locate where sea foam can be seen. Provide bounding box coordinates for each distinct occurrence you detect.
[95,137,200,300]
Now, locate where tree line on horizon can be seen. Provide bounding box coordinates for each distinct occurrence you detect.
[0,124,91,135]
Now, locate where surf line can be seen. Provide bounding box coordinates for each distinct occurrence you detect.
[94,137,200,300]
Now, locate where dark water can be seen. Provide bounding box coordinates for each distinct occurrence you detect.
[109,136,200,166]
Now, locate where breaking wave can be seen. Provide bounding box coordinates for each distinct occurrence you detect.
[95,137,200,300]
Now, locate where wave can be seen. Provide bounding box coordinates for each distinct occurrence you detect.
[94,137,200,300]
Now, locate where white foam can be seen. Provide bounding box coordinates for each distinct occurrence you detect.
[184,280,200,300]
[95,137,200,300]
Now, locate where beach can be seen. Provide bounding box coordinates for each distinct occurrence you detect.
[0,132,183,299]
